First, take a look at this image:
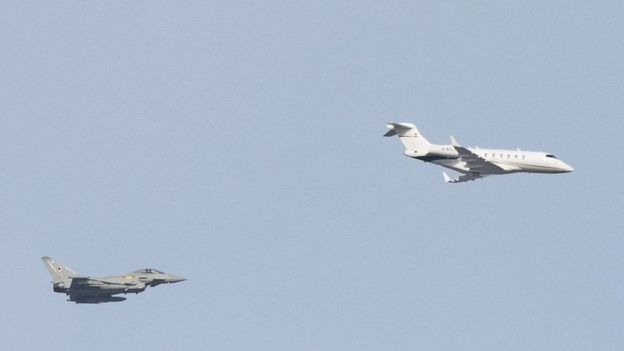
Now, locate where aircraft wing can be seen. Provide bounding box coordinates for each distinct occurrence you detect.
[453,146,505,174]
[443,172,485,183]
[68,277,143,302]
[69,277,139,289]
[67,278,114,300]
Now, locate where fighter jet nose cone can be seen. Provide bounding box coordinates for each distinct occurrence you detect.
[169,276,186,283]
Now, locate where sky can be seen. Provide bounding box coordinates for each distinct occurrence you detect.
[1,1,623,350]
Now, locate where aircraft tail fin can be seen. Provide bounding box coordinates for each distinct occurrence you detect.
[41,256,80,283]
[384,123,431,155]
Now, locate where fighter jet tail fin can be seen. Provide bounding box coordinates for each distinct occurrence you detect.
[41,256,80,283]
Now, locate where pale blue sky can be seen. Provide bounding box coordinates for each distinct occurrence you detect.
[1,1,623,350]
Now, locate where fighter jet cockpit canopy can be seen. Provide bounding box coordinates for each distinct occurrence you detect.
[133,268,164,274]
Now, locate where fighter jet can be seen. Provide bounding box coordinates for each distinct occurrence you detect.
[385,122,573,183]
[41,256,185,303]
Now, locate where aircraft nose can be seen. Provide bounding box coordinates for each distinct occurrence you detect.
[561,162,574,172]
[167,275,186,284]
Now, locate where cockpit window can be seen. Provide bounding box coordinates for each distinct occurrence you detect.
[546,154,557,159]
[133,268,164,274]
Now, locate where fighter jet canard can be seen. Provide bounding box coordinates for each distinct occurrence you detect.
[384,123,574,183]
[41,256,185,304]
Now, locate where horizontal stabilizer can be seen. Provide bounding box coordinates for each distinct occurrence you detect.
[384,128,397,137]
[384,123,420,137]
[384,122,432,156]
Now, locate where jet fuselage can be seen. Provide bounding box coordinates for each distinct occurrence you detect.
[42,257,185,303]
[411,145,574,175]
[385,122,573,183]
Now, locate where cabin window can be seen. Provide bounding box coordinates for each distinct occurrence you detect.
[522,155,526,159]
[515,155,518,159]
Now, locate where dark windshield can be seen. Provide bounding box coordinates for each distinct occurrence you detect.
[546,154,557,159]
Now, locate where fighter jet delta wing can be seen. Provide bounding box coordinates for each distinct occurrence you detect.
[69,277,142,289]
[67,277,147,302]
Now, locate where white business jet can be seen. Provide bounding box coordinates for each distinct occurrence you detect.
[384,122,573,183]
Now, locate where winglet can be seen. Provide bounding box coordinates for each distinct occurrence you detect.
[443,172,452,183]
[450,136,459,146]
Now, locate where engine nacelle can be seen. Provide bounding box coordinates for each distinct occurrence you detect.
[53,282,65,293]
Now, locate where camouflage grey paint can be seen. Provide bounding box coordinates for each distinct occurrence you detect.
[41,257,185,304]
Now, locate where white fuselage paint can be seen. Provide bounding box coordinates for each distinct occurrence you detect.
[415,144,574,175]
